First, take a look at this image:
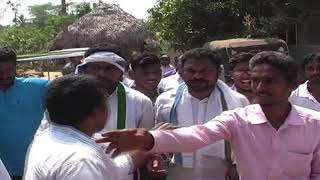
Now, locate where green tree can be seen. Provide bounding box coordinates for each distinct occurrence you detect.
[29,3,61,28]
[72,2,92,18]
[147,0,243,50]
[0,25,51,54]
[0,2,86,54]
[147,0,302,50]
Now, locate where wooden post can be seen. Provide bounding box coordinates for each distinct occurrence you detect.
[61,0,67,15]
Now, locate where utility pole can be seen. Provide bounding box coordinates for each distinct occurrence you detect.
[61,0,67,15]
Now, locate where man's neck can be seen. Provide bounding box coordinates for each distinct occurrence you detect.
[188,87,214,100]
[107,86,118,95]
[77,124,95,137]
[261,102,291,130]
[307,81,320,101]
[134,85,157,99]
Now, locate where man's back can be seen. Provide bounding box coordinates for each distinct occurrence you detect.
[0,77,48,176]
[24,125,131,180]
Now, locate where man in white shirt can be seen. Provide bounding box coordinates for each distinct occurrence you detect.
[158,55,184,92]
[24,75,148,180]
[154,48,249,180]
[0,159,11,180]
[290,52,320,111]
[76,44,155,131]
[160,55,175,78]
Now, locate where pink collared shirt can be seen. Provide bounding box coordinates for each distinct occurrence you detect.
[151,104,320,180]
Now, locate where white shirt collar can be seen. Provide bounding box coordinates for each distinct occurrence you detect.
[297,81,313,98]
[49,123,102,151]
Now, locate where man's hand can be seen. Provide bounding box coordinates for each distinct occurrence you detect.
[95,128,155,157]
[225,164,239,180]
[147,154,169,178]
[128,150,151,169]
[153,122,180,130]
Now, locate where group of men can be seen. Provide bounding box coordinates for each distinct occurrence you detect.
[0,43,320,180]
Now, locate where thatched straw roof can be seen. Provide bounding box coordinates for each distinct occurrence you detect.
[50,4,159,58]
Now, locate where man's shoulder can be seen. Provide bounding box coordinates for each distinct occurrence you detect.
[216,80,250,106]
[293,105,320,122]
[17,77,49,87]
[290,81,308,98]
[155,88,177,105]
[33,130,104,162]
[124,85,152,103]
[229,88,248,100]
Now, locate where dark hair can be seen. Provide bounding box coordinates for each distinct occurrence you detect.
[228,52,255,71]
[249,51,298,82]
[130,52,160,70]
[0,47,17,64]
[302,53,320,69]
[181,48,222,68]
[46,75,107,127]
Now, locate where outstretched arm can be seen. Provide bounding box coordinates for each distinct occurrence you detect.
[96,111,236,156]
[150,112,234,153]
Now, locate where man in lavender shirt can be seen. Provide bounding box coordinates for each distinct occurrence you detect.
[98,51,320,180]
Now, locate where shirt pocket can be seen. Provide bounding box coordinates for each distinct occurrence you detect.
[284,151,312,177]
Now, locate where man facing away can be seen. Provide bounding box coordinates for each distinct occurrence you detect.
[98,51,320,180]
[0,47,49,180]
[24,75,148,180]
[154,48,249,180]
[290,52,320,111]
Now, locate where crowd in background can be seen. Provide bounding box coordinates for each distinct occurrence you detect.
[0,44,320,180]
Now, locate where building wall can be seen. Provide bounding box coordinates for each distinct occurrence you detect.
[298,12,320,45]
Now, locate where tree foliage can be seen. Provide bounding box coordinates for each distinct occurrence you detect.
[0,2,92,55]
[147,0,302,50]
[0,25,51,54]
[72,2,92,18]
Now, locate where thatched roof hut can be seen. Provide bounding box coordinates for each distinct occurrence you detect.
[50,4,159,58]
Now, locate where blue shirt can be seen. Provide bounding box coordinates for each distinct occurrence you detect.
[0,77,49,176]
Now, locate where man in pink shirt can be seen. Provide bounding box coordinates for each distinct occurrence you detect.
[98,51,320,180]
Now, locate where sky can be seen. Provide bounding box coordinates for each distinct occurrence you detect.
[0,0,157,25]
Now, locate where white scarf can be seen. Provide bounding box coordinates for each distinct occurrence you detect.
[75,52,126,74]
